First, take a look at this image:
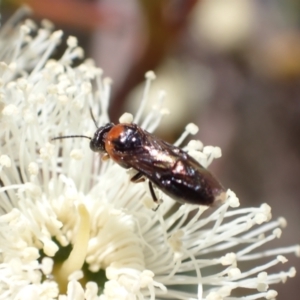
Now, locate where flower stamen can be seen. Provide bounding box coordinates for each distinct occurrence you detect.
[53,203,90,293]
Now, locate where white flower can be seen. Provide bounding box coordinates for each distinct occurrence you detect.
[0,8,299,300]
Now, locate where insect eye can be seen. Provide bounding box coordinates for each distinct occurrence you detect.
[90,136,105,152]
[90,123,114,153]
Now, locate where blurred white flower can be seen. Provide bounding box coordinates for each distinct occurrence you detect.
[0,8,299,300]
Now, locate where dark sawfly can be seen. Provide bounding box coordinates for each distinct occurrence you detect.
[52,110,226,207]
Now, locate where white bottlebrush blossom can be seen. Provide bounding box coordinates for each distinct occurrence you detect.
[0,8,299,300]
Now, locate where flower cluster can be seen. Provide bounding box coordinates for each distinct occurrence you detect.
[0,8,298,300]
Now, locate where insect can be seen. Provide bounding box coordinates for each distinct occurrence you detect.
[52,121,226,207]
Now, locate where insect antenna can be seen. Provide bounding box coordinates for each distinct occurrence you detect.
[89,108,99,128]
[51,135,92,141]
[52,108,98,142]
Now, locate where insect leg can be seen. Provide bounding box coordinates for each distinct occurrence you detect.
[101,153,110,161]
[148,181,161,211]
[148,181,158,202]
[130,172,145,183]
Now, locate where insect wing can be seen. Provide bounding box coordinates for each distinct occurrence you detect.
[120,130,224,205]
